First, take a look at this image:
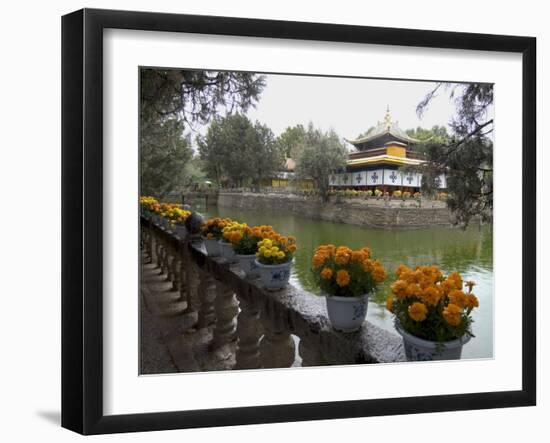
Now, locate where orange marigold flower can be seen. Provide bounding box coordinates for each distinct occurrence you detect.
[448,289,467,308]
[360,247,371,259]
[391,280,409,298]
[386,296,394,313]
[421,286,441,306]
[320,267,333,280]
[406,283,422,297]
[395,264,411,278]
[443,303,462,326]
[312,253,327,268]
[351,251,365,263]
[408,302,428,322]
[372,262,387,283]
[465,293,479,309]
[288,244,297,253]
[334,252,350,266]
[336,269,351,287]
[448,272,463,290]
[361,259,374,273]
[440,278,455,294]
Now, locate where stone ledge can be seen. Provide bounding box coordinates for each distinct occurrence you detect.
[144,217,406,365]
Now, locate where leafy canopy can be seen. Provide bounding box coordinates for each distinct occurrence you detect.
[139,69,266,197]
[295,124,348,202]
[416,83,493,226]
[197,113,284,189]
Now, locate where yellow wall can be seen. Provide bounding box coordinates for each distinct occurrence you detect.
[386,145,407,157]
[266,178,313,189]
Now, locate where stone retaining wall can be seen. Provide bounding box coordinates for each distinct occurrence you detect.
[217,192,451,228]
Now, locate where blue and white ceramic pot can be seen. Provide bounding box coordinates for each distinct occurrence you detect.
[395,321,470,361]
[255,259,292,291]
[325,293,369,333]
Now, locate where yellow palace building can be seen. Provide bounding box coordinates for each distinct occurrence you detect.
[330,107,447,192]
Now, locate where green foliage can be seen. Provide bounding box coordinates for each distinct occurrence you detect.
[276,125,308,159]
[197,114,285,188]
[313,261,378,298]
[140,119,192,198]
[416,83,493,226]
[392,297,474,343]
[295,124,348,202]
[233,232,262,255]
[139,69,265,196]
[406,125,449,154]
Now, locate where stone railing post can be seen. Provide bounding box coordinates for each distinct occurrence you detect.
[196,269,216,329]
[211,282,239,349]
[235,294,262,370]
[260,302,295,368]
[298,329,325,367]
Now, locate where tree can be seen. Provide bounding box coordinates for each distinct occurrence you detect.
[140,69,266,196]
[405,125,450,155]
[295,125,348,202]
[140,119,192,198]
[197,114,284,189]
[276,125,307,159]
[416,83,493,226]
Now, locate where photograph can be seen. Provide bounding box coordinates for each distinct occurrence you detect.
[139,68,494,373]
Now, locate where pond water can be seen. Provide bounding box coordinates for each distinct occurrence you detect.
[197,202,493,360]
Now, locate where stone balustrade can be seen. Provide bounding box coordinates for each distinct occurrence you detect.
[140,215,405,372]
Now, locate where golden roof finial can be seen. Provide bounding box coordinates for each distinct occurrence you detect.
[383,105,392,130]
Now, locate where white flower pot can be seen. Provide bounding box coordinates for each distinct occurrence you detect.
[395,321,471,361]
[202,237,220,256]
[175,225,187,239]
[236,254,259,278]
[255,259,292,291]
[325,293,369,333]
[219,240,236,263]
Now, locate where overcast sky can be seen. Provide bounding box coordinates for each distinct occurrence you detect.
[188,73,476,150]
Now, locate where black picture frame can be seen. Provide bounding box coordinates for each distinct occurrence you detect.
[61,8,537,435]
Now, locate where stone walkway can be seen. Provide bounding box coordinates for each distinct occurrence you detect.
[140,251,304,374]
[141,253,231,374]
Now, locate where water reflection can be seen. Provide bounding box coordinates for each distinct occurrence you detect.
[199,202,493,360]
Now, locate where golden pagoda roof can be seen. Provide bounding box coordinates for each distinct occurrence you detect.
[346,106,421,146]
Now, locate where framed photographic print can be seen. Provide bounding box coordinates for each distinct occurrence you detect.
[61,8,536,435]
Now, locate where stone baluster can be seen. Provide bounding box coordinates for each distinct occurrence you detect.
[298,329,325,367]
[211,282,239,349]
[146,224,154,263]
[159,236,168,276]
[155,233,163,272]
[235,295,262,370]
[170,247,180,292]
[178,247,188,303]
[196,269,217,329]
[165,241,174,282]
[260,302,295,368]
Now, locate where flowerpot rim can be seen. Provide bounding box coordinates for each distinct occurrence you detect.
[395,320,471,348]
[325,293,370,302]
[235,253,257,259]
[254,258,293,268]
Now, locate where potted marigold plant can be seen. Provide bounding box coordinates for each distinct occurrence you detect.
[312,245,387,332]
[386,265,478,361]
[254,233,297,290]
[201,217,232,257]
[224,225,275,277]
[165,206,191,238]
[139,196,158,218]
[220,221,247,263]
[158,203,182,229]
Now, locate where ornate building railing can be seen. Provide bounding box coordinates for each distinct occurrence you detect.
[140,216,405,372]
